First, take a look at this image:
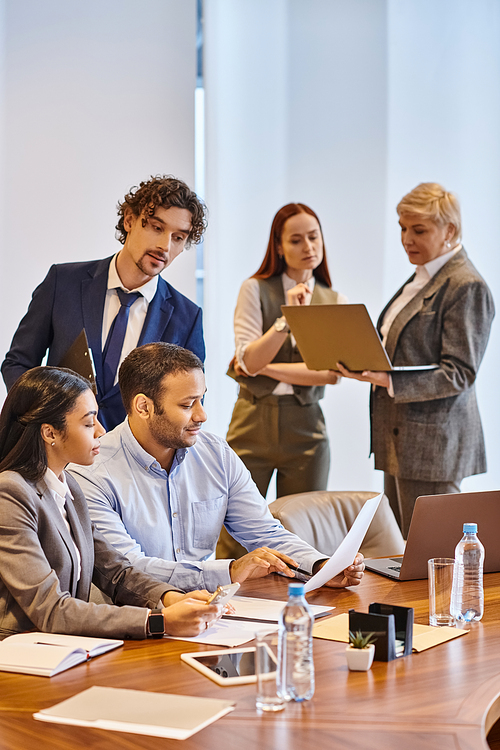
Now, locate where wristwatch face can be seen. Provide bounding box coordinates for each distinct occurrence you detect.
[148,610,165,638]
[274,317,288,332]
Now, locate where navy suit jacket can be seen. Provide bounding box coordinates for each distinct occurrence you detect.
[1,256,205,430]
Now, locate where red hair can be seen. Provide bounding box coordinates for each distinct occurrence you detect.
[252,203,332,287]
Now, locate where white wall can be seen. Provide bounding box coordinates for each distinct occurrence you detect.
[204,0,500,494]
[385,0,500,491]
[0,0,197,396]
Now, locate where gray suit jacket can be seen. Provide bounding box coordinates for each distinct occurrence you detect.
[370,248,495,482]
[0,471,174,639]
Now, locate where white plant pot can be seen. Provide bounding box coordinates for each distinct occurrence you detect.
[345,644,375,672]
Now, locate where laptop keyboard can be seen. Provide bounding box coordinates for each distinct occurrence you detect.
[388,558,402,572]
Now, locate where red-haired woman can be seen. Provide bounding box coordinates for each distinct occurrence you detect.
[226,203,346,500]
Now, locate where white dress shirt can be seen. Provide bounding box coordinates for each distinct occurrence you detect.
[381,244,461,396]
[70,421,323,592]
[101,254,159,386]
[43,468,82,581]
[234,273,347,395]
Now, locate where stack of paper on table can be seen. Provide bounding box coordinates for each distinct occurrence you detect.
[167,617,278,647]
[167,597,334,646]
[0,632,123,677]
[224,596,334,623]
[312,612,468,651]
[34,686,235,740]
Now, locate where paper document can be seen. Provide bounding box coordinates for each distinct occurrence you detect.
[167,617,278,647]
[303,493,383,593]
[224,596,334,623]
[34,686,234,740]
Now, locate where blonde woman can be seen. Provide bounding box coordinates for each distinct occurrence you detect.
[339,183,495,537]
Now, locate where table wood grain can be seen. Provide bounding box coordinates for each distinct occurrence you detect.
[1,572,500,749]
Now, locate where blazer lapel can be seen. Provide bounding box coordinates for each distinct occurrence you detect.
[138,276,173,345]
[36,481,80,597]
[81,257,113,394]
[383,249,468,361]
[64,495,92,601]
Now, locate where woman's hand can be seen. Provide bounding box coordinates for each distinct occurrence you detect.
[228,354,248,378]
[336,362,390,389]
[286,283,313,306]
[161,595,223,637]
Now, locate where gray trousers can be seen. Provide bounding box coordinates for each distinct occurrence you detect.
[384,473,461,539]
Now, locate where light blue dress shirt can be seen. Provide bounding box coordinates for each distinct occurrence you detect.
[69,421,322,592]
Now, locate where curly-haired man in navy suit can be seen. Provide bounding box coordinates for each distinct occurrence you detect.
[2,175,207,431]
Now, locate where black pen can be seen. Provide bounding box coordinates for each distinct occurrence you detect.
[286,564,312,579]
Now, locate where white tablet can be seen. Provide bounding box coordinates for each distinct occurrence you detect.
[181,647,257,686]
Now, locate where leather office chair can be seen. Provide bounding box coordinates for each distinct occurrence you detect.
[268,490,405,559]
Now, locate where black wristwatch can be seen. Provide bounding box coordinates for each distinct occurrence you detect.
[147,608,165,638]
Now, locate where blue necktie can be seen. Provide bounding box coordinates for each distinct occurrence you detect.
[102,289,141,394]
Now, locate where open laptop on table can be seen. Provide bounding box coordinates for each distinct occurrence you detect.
[365,490,500,580]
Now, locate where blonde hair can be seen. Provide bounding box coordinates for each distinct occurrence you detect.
[396,183,462,244]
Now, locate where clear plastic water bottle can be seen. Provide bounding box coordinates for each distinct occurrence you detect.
[278,582,315,702]
[450,522,485,622]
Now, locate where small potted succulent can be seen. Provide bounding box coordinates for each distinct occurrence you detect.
[346,631,377,671]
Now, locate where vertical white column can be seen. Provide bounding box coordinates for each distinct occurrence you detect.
[203,0,288,435]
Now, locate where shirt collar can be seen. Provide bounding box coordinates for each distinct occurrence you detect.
[107,253,159,304]
[282,272,315,292]
[423,244,461,280]
[43,467,70,500]
[121,419,188,473]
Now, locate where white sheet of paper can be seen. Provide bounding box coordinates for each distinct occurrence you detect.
[166,618,277,647]
[224,596,334,623]
[303,492,383,593]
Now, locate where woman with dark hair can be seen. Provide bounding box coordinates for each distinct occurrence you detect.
[0,366,221,639]
[226,203,345,500]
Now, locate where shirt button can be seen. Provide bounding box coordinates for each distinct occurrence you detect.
[393,428,399,436]
[176,548,180,554]
[173,513,177,518]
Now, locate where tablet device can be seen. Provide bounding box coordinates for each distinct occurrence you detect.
[281,303,438,372]
[181,647,257,686]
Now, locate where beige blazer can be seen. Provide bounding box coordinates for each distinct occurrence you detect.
[0,471,174,639]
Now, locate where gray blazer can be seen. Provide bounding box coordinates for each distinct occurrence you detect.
[370,248,495,482]
[0,471,174,639]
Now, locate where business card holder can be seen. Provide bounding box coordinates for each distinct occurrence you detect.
[348,603,414,662]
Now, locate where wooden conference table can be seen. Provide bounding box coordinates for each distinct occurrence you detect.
[2,572,500,750]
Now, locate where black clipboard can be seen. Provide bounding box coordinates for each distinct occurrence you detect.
[58,330,97,393]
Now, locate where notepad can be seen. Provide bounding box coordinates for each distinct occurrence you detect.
[34,686,235,740]
[0,632,123,677]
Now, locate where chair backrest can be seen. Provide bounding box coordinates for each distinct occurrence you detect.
[268,490,405,559]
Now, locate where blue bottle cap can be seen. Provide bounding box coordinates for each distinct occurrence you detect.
[463,522,477,534]
[288,582,305,596]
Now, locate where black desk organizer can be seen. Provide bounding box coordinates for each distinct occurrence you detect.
[348,603,414,661]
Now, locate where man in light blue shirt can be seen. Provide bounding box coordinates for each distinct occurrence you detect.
[69,343,364,592]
